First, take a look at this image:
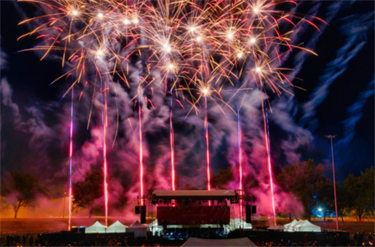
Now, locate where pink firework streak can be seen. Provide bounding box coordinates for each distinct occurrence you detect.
[204,96,211,195]
[170,98,175,191]
[68,88,73,231]
[102,80,109,227]
[238,108,243,219]
[262,100,276,225]
[139,84,144,206]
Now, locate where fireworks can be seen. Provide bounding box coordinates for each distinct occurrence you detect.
[18,0,324,223]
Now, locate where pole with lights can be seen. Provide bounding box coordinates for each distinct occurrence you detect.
[326,134,339,231]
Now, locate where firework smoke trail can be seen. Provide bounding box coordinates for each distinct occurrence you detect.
[68,88,73,231]
[262,100,276,226]
[170,96,175,191]
[301,12,374,129]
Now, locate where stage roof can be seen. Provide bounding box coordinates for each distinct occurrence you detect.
[152,190,237,200]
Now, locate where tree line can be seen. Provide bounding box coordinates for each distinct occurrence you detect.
[275,160,374,221]
[1,160,373,220]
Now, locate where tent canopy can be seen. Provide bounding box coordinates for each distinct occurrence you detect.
[128,221,148,229]
[294,220,321,232]
[283,219,321,232]
[127,221,148,238]
[182,237,256,247]
[85,221,107,234]
[106,220,127,233]
[284,219,300,232]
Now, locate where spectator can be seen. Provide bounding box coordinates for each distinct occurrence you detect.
[29,235,34,246]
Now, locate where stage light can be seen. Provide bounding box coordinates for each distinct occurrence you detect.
[97,13,104,19]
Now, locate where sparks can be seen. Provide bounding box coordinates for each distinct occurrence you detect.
[250,38,256,44]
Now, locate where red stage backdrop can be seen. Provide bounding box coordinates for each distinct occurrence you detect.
[157,206,230,225]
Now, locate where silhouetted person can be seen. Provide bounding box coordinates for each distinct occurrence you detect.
[29,235,34,246]
[23,235,27,245]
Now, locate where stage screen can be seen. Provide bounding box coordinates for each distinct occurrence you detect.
[157,206,230,225]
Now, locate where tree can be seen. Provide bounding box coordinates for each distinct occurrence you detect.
[1,171,47,218]
[335,182,347,222]
[343,174,370,221]
[73,169,104,218]
[316,178,334,221]
[276,159,325,220]
[360,167,374,217]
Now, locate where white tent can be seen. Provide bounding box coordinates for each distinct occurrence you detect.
[181,237,256,247]
[293,220,321,232]
[284,219,298,232]
[127,221,148,238]
[148,219,164,236]
[85,221,107,234]
[291,220,306,231]
[106,220,127,233]
[227,218,253,231]
[267,225,285,230]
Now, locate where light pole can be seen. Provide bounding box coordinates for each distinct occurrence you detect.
[326,135,339,231]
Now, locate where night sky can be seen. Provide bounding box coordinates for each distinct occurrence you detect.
[1,0,374,194]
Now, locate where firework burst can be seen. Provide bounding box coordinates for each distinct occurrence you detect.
[18,0,325,225]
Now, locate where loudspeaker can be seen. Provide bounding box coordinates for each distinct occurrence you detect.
[252,205,256,214]
[140,205,146,224]
[245,204,252,223]
[135,206,140,214]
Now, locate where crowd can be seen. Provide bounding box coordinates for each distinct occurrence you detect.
[253,231,374,247]
[1,230,373,246]
[1,233,131,246]
[353,231,374,246]
[3,233,42,246]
